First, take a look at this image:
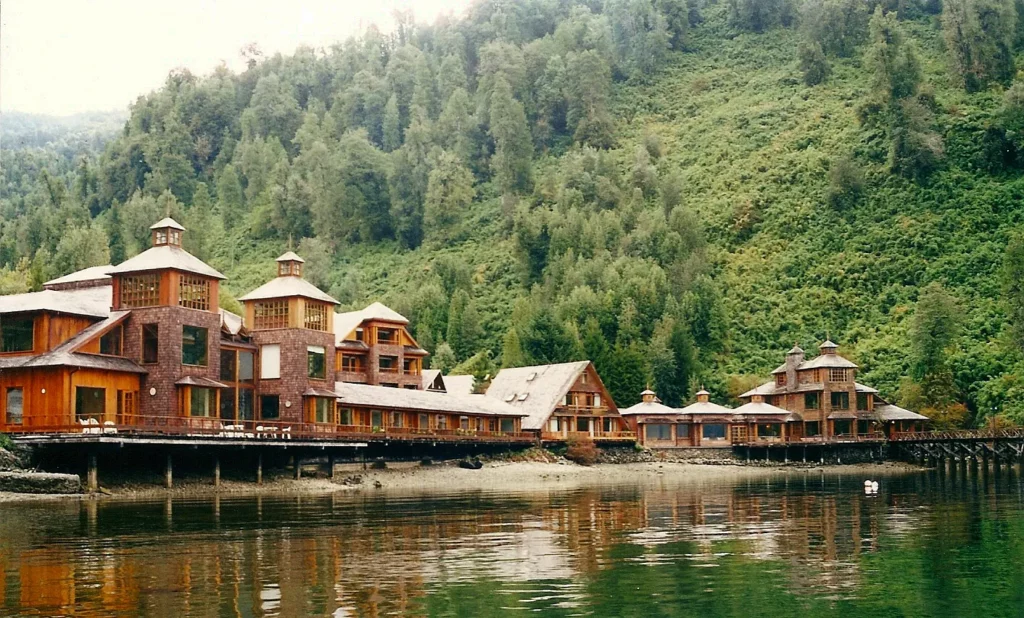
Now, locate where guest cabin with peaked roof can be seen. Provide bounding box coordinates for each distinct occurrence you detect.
[0,219,527,443]
[621,388,799,448]
[484,361,633,442]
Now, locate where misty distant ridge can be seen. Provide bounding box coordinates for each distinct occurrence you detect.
[1,109,128,153]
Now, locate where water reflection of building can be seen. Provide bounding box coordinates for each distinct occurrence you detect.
[0,475,956,615]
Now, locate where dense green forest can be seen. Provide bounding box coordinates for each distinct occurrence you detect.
[3,0,1024,425]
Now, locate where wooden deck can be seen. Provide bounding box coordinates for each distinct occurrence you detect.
[6,415,535,447]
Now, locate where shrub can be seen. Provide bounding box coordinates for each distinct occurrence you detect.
[798,40,831,86]
[564,436,600,466]
[0,434,12,451]
[826,156,865,210]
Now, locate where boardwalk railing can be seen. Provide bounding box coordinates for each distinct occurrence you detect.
[892,428,1024,441]
[4,415,533,443]
[540,430,637,441]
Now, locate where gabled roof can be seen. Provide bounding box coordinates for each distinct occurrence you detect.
[220,309,244,336]
[423,369,443,390]
[238,275,338,304]
[107,245,225,279]
[335,382,526,417]
[334,302,410,344]
[484,361,592,431]
[0,286,111,318]
[854,382,878,394]
[619,400,679,416]
[443,375,476,396]
[43,265,112,287]
[151,217,185,230]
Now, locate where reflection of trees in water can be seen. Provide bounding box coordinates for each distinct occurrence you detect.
[1,471,1022,616]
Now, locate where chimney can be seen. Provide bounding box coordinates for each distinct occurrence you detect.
[786,343,804,388]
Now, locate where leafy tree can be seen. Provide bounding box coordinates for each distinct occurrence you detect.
[446,289,484,360]
[799,40,831,86]
[432,342,457,373]
[942,0,1016,92]
[867,7,922,103]
[728,0,793,32]
[389,108,432,248]
[501,327,530,368]
[657,0,691,49]
[383,94,402,152]
[607,0,671,79]
[565,51,617,148]
[825,156,865,210]
[606,341,648,407]
[240,74,302,152]
[1003,233,1024,353]
[53,225,110,278]
[425,151,475,242]
[216,163,245,230]
[106,203,127,264]
[910,282,961,382]
[489,76,533,194]
[801,0,869,58]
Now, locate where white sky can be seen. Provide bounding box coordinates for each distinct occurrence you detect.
[0,0,473,117]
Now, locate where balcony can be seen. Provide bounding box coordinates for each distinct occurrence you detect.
[541,430,637,442]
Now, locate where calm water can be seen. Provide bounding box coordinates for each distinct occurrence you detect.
[2,468,1024,617]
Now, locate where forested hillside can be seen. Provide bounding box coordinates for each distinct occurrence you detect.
[3,0,1024,425]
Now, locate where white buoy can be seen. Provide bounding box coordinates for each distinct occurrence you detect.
[871,481,879,490]
[864,480,873,487]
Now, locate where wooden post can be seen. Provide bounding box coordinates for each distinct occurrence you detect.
[256,453,263,486]
[327,453,336,479]
[214,455,221,488]
[165,454,173,489]
[87,453,98,493]
[293,455,301,480]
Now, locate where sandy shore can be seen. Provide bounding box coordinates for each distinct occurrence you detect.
[0,459,924,503]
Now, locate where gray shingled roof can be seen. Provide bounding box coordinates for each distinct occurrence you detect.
[873,403,929,422]
[151,217,185,230]
[108,245,225,279]
[334,302,410,344]
[680,400,734,415]
[276,251,305,263]
[619,400,679,416]
[485,361,591,430]
[443,375,476,396]
[0,311,146,374]
[800,354,858,369]
[43,265,112,287]
[334,382,526,417]
[238,275,338,304]
[0,286,111,318]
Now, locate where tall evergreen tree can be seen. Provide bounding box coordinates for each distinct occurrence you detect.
[488,76,533,195]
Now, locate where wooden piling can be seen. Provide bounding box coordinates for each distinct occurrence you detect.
[214,455,221,488]
[293,455,301,480]
[256,453,263,486]
[327,453,335,479]
[165,455,173,489]
[87,453,98,493]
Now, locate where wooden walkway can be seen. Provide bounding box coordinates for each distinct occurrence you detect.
[891,429,1024,466]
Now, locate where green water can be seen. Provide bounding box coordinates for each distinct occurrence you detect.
[2,469,1023,617]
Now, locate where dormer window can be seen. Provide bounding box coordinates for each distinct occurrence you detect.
[776,373,787,386]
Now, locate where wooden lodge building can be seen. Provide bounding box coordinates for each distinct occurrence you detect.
[0,219,926,456]
[484,361,634,442]
[0,219,529,445]
[622,341,928,448]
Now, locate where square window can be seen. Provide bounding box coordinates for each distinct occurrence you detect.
[1,316,34,352]
[239,351,254,382]
[261,344,280,379]
[260,395,280,420]
[220,350,237,381]
[831,391,850,410]
[804,392,820,410]
[76,387,105,420]
[308,346,326,379]
[190,387,214,417]
[182,326,208,366]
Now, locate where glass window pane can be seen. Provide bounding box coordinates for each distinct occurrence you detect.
[142,324,159,363]
[307,347,326,379]
[239,352,254,382]
[238,389,254,420]
[260,395,280,420]
[220,350,236,381]
[76,387,105,420]
[220,387,237,420]
[6,388,23,425]
[676,424,689,438]
[99,325,123,356]
[190,387,213,417]
[702,424,726,439]
[181,326,208,366]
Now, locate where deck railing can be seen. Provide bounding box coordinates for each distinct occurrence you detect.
[892,428,1024,441]
[540,430,637,441]
[4,415,533,443]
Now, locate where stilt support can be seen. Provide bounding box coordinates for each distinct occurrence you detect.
[214,455,221,488]
[87,453,98,493]
[293,455,301,480]
[257,453,263,486]
[328,453,336,479]
[165,454,173,489]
